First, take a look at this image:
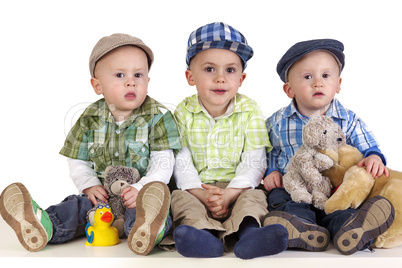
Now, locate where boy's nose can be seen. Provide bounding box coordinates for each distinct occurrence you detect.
[313,78,323,87]
[126,78,136,87]
[215,72,226,83]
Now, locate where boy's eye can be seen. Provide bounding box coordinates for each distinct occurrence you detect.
[134,73,143,78]
[205,67,215,72]
[116,73,125,78]
[226,67,235,73]
[322,73,330,78]
[304,75,312,79]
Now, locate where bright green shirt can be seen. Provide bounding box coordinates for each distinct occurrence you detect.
[60,96,181,180]
[174,93,272,183]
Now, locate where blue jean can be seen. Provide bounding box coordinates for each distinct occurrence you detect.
[267,188,356,239]
[46,194,172,244]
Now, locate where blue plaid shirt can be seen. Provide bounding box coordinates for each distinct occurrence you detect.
[265,99,385,176]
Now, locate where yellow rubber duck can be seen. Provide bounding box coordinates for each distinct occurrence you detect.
[85,204,120,246]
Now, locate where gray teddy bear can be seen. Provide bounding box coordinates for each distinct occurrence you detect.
[283,116,345,209]
[87,165,140,237]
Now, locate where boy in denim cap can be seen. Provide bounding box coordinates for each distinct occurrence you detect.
[170,22,288,259]
[263,39,395,255]
[0,33,181,255]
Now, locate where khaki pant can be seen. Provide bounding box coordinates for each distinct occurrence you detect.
[160,188,268,252]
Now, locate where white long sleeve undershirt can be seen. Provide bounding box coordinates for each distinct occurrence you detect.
[173,147,267,191]
[67,149,174,193]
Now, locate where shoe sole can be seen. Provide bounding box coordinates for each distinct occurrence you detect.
[334,195,395,255]
[0,183,48,252]
[263,211,330,251]
[128,182,170,255]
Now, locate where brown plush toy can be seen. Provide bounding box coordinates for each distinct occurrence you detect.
[319,118,402,249]
[283,116,345,210]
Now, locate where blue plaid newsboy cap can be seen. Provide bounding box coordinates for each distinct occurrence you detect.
[277,39,345,82]
[186,22,254,70]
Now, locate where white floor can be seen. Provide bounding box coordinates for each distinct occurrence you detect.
[1,220,402,267]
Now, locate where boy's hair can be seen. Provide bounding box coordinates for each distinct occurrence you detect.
[186,22,253,71]
[277,39,345,82]
[89,33,154,78]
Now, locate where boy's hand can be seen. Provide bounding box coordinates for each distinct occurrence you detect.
[189,185,224,211]
[201,184,227,218]
[83,185,109,205]
[263,171,283,191]
[210,188,244,219]
[358,155,389,178]
[121,186,139,209]
[189,185,247,219]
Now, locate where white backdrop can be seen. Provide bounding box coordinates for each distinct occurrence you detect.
[0,0,401,207]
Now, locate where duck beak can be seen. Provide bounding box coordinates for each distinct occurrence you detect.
[101,211,113,223]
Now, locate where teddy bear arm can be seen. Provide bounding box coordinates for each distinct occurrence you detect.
[324,166,374,214]
[283,172,313,204]
[319,148,339,163]
[313,153,334,171]
[337,145,364,167]
[293,153,321,181]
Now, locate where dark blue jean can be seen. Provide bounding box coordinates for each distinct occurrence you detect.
[45,194,172,244]
[267,188,356,239]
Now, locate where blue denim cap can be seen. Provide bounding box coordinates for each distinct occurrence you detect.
[277,39,345,82]
[186,22,254,70]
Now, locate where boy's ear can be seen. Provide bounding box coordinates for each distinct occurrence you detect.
[185,69,195,86]
[283,82,294,98]
[336,77,342,94]
[238,73,247,87]
[91,78,103,95]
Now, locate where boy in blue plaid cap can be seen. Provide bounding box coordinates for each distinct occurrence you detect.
[262,38,394,255]
[168,22,288,259]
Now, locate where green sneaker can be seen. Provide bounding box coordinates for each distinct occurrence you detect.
[128,181,170,255]
[154,211,169,245]
[0,183,52,252]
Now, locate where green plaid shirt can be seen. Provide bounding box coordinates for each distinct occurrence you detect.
[175,93,271,183]
[60,96,181,180]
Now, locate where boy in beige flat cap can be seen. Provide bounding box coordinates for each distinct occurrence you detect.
[0,33,181,255]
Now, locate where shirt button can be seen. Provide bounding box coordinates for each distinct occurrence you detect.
[114,152,119,157]
[116,129,121,134]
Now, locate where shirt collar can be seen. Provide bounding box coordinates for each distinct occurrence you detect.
[82,95,161,125]
[325,98,349,120]
[283,98,348,121]
[283,99,301,118]
[184,93,253,117]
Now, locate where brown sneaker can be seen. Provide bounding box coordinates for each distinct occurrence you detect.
[0,183,52,252]
[263,211,330,251]
[127,181,170,255]
[334,195,395,255]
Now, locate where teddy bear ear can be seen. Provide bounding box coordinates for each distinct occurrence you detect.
[130,168,141,183]
[105,165,114,176]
